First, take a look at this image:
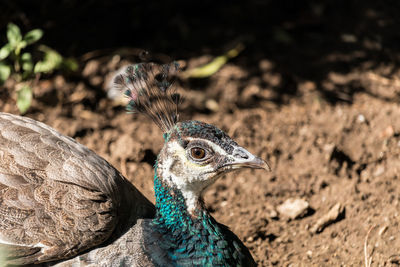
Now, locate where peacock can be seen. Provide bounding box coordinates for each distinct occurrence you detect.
[0,62,270,266]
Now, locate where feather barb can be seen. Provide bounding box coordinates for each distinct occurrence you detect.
[113,62,181,132]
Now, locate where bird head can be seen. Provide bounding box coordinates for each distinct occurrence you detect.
[156,120,270,211]
[114,62,270,212]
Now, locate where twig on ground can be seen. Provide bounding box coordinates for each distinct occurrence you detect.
[364,225,377,267]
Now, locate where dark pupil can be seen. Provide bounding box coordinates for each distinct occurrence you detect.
[192,148,205,158]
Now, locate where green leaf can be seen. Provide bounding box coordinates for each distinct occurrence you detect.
[61,58,79,72]
[21,52,33,72]
[17,85,32,114]
[0,64,11,84]
[23,29,43,45]
[15,40,27,55]
[21,52,32,61]
[0,44,12,60]
[34,45,63,73]
[7,23,22,47]
[184,43,245,78]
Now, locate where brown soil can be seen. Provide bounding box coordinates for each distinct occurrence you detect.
[1,1,400,266]
[2,54,400,266]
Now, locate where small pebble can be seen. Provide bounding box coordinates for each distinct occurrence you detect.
[373,165,385,177]
[357,114,366,123]
[205,99,219,112]
[277,198,310,220]
[341,33,357,43]
[380,125,394,138]
[83,59,100,77]
[306,250,312,259]
[267,208,279,219]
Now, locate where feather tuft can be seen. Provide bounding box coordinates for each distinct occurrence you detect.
[113,62,181,132]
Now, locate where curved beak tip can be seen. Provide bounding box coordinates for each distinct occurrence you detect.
[261,160,272,172]
[238,156,271,172]
[255,157,271,172]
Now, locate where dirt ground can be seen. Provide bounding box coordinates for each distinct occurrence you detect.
[1,1,400,266]
[2,54,400,266]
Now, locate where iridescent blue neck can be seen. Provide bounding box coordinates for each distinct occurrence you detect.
[150,161,255,266]
[152,162,202,228]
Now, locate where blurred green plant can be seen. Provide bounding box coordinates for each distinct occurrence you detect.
[0,23,78,113]
[183,43,245,79]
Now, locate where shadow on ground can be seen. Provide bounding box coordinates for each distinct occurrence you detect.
[1,0,400,106]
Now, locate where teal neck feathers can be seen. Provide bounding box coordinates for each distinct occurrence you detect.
[151,162,253,267]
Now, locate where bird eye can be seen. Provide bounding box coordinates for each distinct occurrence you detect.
[190,147,206,159]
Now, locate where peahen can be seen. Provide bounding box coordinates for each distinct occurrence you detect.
[0,62,270,266]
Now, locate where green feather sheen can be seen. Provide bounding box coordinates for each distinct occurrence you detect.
[150,162,254,267]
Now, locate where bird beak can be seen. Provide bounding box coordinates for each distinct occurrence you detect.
[237,155,271,171]
[225,146,271,171]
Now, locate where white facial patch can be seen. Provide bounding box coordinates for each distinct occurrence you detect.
[158,139,230,212]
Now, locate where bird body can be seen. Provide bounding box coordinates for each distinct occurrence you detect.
[0,112,155,265]
[0,62,269,266]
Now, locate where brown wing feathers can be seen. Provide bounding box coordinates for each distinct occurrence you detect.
[0,61,176,264]
[0,113,153,264]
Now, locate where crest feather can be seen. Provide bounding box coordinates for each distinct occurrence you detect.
[113,62,181,132]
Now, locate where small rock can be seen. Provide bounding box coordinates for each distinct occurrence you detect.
[205,99,219,112]
[310,203,345,234]
[83,59,100,77]
[90,76,103,87]
[267,208,278,219]
[277,198,310,220]
[341,33,357,43]
[373,165,385,177]
[306,250,312,259]
[380,125,394,138]
[357,114,366,123]
[246,236,254,242]
[264,203,278,219]
[259,59,274,71]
